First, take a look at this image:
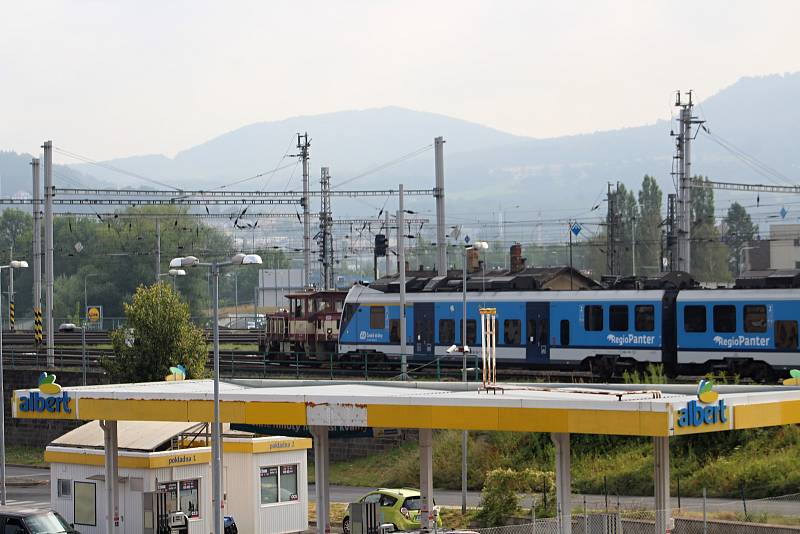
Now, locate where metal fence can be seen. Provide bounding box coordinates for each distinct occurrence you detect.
[472,493,800,534]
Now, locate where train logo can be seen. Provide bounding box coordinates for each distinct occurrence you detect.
[712,335,770,348]
[606,333,656,346]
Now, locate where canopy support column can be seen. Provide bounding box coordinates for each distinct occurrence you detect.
[311,426,330,534]
[419,428,434,532]
[101,420,120,533]
[551,432,571,534]
[654,436,671,534]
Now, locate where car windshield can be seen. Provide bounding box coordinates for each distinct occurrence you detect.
[25,512,72,534]
[402,496,421,510]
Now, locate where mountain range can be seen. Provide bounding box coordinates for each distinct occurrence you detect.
[2,72,798,217]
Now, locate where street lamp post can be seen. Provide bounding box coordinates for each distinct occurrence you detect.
[0,259,28,505]
[158,269,187,289]
[170,253,262,534]
[460,241,487,514]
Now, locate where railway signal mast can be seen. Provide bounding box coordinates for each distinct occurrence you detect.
[672,91,704,273]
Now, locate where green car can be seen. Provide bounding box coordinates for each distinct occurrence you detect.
[343,488,442,534]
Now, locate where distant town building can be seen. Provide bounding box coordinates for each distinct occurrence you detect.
[744,224,800,271]
[258,268,305,309]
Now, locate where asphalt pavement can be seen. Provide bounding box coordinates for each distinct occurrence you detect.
[6,467,798,518]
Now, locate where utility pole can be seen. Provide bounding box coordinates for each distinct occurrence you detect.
[434,136,447,276]
[384,210,391,276]
[43,141,54,367]
[672,91,703,274]
[666,193,677,271]
[398,184,407,380]
[319,167,333,289]
[31,158,42,334]
[631,216,636,277]
[155,218,161,282]
[296,133,311,288]
[606,182,618,276]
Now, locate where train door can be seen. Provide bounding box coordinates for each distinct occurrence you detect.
[413,302,435,358]
[525,302,550,362]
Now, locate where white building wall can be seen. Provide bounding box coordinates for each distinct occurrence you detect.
[225,452,257,534]
[254,449,309,534]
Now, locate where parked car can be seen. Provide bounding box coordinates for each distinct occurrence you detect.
[0,506,80,534]
[342,488,442,534]
[57,323,77,332]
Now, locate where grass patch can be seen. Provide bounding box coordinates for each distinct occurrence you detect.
[326,426,800,499]
[6,445,46,467]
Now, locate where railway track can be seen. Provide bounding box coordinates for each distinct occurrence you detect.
[1,329,262,345]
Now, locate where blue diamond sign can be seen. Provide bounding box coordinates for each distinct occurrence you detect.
[464,235,471,244]
[781,207,788,219]
[570,223,582,236]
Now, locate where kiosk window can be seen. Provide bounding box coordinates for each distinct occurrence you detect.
[635,305,655,332]
[713,305,736,333]
[370,306,385,329]
[179,479,200,518]
[58,479,71,498]
[74,481,97,526]
[775,320,798,351]
[684,306,707,333]
[744,305,767,333]
[609,305,628,331]
[504,320,521,345]
[261,464,300,505]
[439,319,455,345]
[584,305,603,331]
[560,320,570,346]
[460,320,477,346]
[157,481,179,513]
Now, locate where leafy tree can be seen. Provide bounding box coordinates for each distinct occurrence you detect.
[690,177,731,282]
[637,175,663,275]
[105,282,208,382]
[724,202,758,275]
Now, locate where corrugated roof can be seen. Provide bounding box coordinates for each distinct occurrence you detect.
[51,420,206,451]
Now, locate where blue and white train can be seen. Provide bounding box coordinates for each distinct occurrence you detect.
[338,283,800,379]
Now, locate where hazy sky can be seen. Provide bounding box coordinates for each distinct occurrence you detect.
[2,1,799,162]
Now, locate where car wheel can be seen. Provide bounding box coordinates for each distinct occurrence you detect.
[342,516,351,534]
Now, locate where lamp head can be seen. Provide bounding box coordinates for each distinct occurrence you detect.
[170,256,199,268]
[9,260,28,269]
[168,269,187,276]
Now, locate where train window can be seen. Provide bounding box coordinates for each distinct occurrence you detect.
[504,320,521,345]
[744,305,767,333]
[526,320,537,344]
[775,320,798,350]
[389,319,400,343]
[560,320,570,346]
[609,305,629,331]
[584,305,603,331]
[684,306,707,333]
[635,305,655,331]
[713,305,736,333]
[369,306,385,329]
[439,319,455,345]
[540,319,549,345]
[460,320,477,346]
